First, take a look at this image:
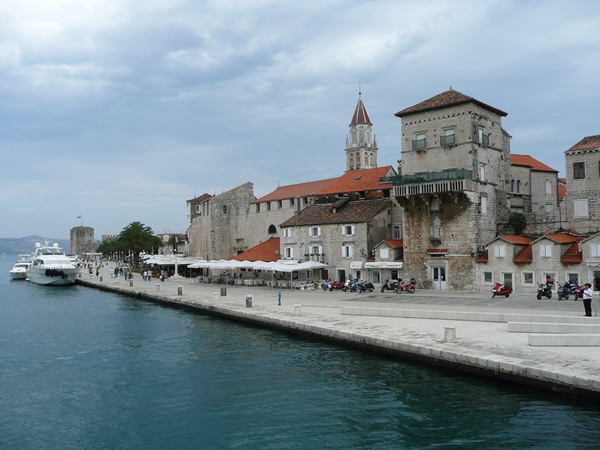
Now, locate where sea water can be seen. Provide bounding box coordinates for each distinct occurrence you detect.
[1,256,599,449]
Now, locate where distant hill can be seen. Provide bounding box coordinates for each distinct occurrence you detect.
[0,236,70,255]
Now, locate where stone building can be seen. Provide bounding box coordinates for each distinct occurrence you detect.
[69,226,95,256]
[392,88,513,290]
[564,135,600,234]
[509,154,560,234]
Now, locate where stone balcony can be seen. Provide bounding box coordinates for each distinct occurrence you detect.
[388,169,474,197]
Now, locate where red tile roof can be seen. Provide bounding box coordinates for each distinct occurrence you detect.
[542,233,580,244]
[384,239,403,249]
[565,135,600,153]
[561,241,582,264]
[510,154,558,173]
[187,193,213,203]
[476,250,488,263]
[513,245,532,263]
[253,178,338,204]
[280,199,391,227]
[232,238,280,262]
[394,89,507,118]
[558,183,566,199]
[497,235,535,245]
[315,166,394,196]
[350,96,372,125]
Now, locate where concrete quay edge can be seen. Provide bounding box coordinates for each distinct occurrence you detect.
[76,276,600,402]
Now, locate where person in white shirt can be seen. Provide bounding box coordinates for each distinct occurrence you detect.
[582,283,593,317]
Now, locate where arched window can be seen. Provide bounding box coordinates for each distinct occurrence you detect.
[511,180,515,192]
[432,216,441,238]
[349,154,354,170]
[355,153,361,169]
[516,180,521,193]
[545,180,552,195]
[268,224,277,234]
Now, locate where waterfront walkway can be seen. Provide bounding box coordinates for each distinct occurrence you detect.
[78,265,600,400]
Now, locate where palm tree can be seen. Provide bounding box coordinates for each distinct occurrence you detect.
[117,221,157,268]
[166,233,186,254]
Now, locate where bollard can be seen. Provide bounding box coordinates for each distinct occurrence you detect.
[78,272,82,278]
[100,276,103,282]
[220,287,227,296]
[443,327,457,343]
[155,284,160,291]
[177,286,183,295]
[246,295,253,307]
[294,304,301,316]
[129,280,133,287]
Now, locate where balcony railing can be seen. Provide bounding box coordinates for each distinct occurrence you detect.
[412,138,426,151]
[390,169,474,197]
[440,134,455,146]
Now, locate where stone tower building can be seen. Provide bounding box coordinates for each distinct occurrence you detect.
[345,93,378,171]
[393,88,512,290]
[70,226,95,255]
[564,135,600,234]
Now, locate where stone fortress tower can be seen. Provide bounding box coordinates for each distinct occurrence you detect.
[70,226,95,255]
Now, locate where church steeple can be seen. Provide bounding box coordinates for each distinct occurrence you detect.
[345,89,378,171]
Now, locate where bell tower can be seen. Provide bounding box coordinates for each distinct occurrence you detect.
[345,90,378,171]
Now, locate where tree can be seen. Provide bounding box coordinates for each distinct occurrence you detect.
[117,221,157,268]
[508,212,527,235]
[167,233,186,254]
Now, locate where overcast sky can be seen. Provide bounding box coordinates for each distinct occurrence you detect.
[1,0,599,239]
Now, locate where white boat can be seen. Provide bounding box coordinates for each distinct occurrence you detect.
[26,242,79,286]
[9,254,33,280]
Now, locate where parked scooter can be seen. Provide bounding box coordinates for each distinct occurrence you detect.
[322,279,332,291]
[329,280,345,291]
[395,278,416,294]
[341,279,355,292]
[381,278,399,293]
[557,281,579,300]
[491,282,513,298]
[357,280,375,293]
[536,282,553,300]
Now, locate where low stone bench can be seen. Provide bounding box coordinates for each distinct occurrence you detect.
[528,333,600,347]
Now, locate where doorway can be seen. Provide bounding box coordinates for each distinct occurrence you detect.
[432,266,446,290]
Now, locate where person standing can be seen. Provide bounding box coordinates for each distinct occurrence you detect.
[582,283,593,317]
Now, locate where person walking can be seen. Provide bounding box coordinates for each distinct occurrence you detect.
[582,283,593,317]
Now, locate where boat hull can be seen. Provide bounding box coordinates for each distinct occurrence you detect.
[9,270,28,280]
[26,268,78,286]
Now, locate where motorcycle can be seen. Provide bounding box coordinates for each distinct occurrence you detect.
[381,278,399,293]
[322,279,332,291]
[536,283,553,300]
[557,281,580,301]
[357,280,375,293]
[491,282,513,298]
[395,279,416,294]
[341,279,354,292]
[329,280,345,291]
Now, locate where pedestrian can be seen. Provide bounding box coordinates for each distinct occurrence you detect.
[278,291,282,306]
[582,283,593,317]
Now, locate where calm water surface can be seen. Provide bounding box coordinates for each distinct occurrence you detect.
[1,256,599,449]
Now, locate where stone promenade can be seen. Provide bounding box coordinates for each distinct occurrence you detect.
[77,265,600,401]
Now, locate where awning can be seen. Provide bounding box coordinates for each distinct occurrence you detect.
[364,261,403,269]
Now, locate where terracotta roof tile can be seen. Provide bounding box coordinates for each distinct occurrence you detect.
[513,245,532,263]
[511,154,558,173]
[232,238,280,262]
[280,199,391,227]
[558,183,566,199]
[561,241,582,264]
[498,235,535,245]
[476,250,488,263]
[384,239,403,249]
[394,89,507,118]
[542,233,579,244]
[315,166,394,196]
[566,135,600,153]
[253,178,338,204]
[187,193,213,203]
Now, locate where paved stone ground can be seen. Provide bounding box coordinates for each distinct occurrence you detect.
[79,264,600,399]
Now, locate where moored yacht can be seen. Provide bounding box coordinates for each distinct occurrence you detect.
[9,254,33,280]
[26,242,79,286]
